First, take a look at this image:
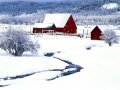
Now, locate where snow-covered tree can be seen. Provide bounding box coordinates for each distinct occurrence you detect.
[0,29,40,56]
[101,30,119,46]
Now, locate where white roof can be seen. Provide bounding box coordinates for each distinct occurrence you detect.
[43,13,71,28]
[33,23,54,28]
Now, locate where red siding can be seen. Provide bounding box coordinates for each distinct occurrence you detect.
[64,15,77,33]
[55,28,64,33]
[33,28,55,33]
[33,28,42,33]
[91,26,102,40]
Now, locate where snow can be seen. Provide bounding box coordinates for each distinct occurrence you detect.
[102,3,119,10]
[0,24,31,33]
[43,13,71,28]
[77,25,120,37]
[0,25,120,90]
[33,23,54,28]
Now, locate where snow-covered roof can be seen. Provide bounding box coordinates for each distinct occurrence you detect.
[33,23,55,28]
[43,13,71,28]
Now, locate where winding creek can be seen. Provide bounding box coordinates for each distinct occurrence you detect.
[0,52,83,87]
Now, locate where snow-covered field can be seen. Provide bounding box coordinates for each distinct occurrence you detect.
[0,34,120,90]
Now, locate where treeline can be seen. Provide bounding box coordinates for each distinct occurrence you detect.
[0,0,120,25]
[0,11,45,24]
[0,12,120,25]
[0,0,120,15]
[74,14,120,25]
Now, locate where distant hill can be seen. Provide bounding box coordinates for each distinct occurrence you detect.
[0,0,119,15]
[0,0,120,25]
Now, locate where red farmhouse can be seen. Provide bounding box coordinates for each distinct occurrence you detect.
[91,26,102,40]
[33,13,77,34]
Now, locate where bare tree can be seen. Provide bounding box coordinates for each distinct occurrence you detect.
[101,30,119,46]
[0,29,40,56]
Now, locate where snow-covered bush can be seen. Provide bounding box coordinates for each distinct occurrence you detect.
[0,29,40,56]
[100,30,119,46]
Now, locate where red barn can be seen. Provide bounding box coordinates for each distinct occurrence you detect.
[33,13,77,34]
[91,26,102,40]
